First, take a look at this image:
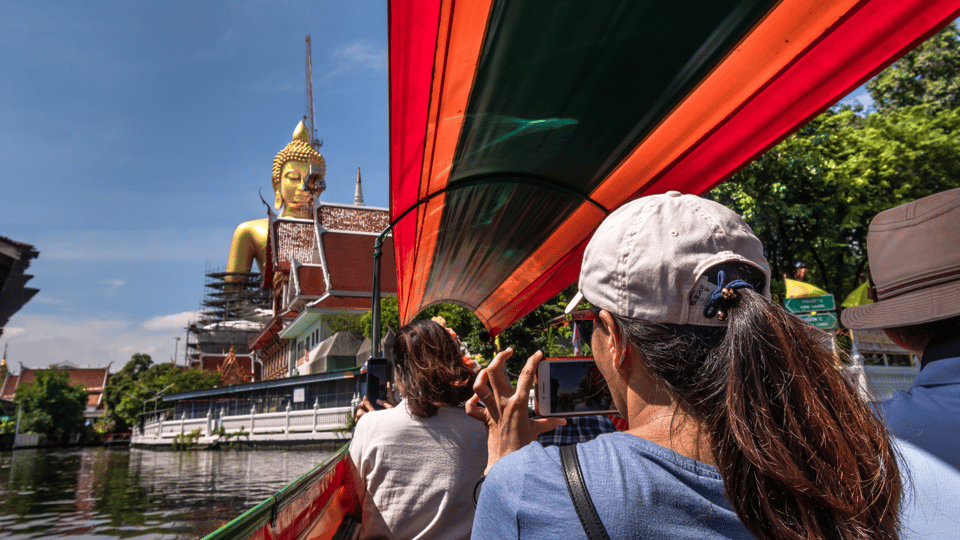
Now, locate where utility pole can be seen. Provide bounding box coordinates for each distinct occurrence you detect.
[174,337,180,366]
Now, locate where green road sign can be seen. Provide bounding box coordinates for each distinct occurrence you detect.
[797,312,838,329]
[783,294,835,313]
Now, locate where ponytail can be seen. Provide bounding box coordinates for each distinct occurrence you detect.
[717,290,899,539]
[609,279,900,540]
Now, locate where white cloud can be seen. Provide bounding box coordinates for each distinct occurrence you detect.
[101,279,126,293]
[34,295,63,305]
[141,311,198,332]
[320,42,387,82]
[2,313,195,370]
[3,327,25,339]
[332,42,387,72]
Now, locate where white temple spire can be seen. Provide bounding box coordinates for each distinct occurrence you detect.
[354,166,365,206]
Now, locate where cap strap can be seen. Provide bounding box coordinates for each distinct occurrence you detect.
[703,270,754,321]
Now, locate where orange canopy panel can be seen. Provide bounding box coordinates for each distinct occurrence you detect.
[389,0,960,334]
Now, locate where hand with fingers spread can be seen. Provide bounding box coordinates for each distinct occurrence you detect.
[466,348,566,474]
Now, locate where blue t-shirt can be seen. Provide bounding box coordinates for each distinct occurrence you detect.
[880,354,960,470]
[894,437,960,540]
[472,432,754,539]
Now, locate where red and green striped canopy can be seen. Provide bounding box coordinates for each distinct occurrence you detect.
[389,0,960,334]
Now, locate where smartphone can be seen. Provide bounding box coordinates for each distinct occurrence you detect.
[535,356,616,417]
[364,357,392,410]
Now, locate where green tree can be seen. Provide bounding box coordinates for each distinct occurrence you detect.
[104,354,222,429]
[711,24,960,306]
[326,313,366,336]
[102,353,154,432]
[867,24,960,113]
[360,287,580,380]
[13,370,88,444]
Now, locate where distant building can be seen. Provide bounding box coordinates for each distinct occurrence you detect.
[0,360,111,424]
[193,344,260,385]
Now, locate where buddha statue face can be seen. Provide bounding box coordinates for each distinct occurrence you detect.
[276,161,313,218]
[271,121,326,218]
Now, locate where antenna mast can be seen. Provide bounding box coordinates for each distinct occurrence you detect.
[305,35,321,150]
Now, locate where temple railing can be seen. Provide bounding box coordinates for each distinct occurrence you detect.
[133,404,353,446]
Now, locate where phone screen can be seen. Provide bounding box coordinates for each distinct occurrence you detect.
[365,357,391,410]
[537,358,615,416]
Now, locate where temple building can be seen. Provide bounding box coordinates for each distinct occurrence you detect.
[253,199,397,380]
[1,360,112,424]
[188,122,397,387]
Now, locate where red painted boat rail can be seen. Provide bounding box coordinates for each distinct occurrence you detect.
[203,443,361,540]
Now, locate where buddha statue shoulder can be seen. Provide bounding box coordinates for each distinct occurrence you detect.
[227,121,326,275]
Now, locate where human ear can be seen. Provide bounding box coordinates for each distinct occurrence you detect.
[597,310,628,370]
[274,191,283,210]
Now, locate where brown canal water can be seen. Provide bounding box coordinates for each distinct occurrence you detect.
[0,446,333,539]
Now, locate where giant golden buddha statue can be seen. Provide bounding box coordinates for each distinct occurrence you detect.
[227,121,326,276]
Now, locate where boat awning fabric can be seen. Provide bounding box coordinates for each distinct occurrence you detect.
[389,0,960,334]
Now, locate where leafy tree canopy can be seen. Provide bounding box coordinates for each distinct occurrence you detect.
[103,354,221,430]
[867,24,960,113]
[13,369,88,443]
[710,23,960,307]
[362,286,581,380]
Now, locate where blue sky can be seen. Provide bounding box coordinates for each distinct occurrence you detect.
[1,2,389,369]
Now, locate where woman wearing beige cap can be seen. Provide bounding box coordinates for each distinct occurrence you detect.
[468,192,901,540]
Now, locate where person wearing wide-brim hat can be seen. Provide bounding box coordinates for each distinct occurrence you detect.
[841,187,960,540]
[841,186,960,470]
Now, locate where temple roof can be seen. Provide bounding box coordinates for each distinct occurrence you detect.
[1,366,110,409]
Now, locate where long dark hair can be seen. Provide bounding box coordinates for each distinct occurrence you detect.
[393,320,477,418]
[606,269,901,540]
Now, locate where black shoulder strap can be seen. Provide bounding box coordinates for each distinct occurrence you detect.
[560,444,611,540]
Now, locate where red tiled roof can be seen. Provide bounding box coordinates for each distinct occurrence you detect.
[13,368,109,392]
[3,368,109,409]
[321,233,397,293]
[1,375,18,399]
[249,315,288,350]
[298,265,327,297]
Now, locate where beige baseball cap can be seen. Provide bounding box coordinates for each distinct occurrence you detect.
[566,191,771,326]
[841,187,960,330]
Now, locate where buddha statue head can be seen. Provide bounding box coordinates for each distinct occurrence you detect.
[271,121,326,218]
[226,121,327,278]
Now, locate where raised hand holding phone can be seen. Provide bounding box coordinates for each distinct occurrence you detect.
[465,348,566,474]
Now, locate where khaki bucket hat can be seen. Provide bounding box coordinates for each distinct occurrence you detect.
[842,187,960,330]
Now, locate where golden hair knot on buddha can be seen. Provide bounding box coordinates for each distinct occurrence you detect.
[226,121,326,278]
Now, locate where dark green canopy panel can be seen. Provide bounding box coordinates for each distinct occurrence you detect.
[389,0,960,334]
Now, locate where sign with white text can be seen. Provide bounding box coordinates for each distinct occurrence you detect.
[784,294,835,313]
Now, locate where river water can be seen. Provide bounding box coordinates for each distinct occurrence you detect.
[0,447,334,539]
